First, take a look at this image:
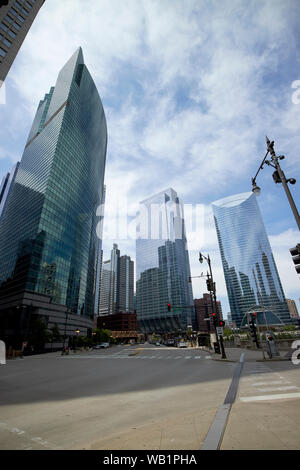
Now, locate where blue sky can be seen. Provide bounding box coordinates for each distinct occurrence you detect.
[0,0,299,316]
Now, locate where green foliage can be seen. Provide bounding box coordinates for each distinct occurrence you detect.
[50,323,61,342]
[76,336,92,348]
[282,325,296,331]
[28,316,51,351]
[92,328,113,344]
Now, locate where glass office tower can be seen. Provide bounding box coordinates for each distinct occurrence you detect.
[0,161,19,221]
[0,48,107,345]
[136,188,195,333]
[212,192,290,327]
[0,0,45,85]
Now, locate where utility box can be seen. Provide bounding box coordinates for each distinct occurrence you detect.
[213,342,220,354]
[265,331,280,358]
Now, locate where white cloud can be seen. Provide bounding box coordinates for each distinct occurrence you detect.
[1,0,299,313]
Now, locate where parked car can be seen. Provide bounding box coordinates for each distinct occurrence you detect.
[94,342,110,349]
[177,341,187,348]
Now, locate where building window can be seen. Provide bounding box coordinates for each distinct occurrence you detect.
[0,47,6,57]
[2,38,11,47]
[4,15,14,24]
[8,30,16,39]
[0,23,8,32]
[9,8,18,17]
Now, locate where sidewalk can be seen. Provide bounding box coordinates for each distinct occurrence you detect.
[206,346,291,363]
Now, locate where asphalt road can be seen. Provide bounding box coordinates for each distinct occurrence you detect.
[0,343,236,450]
[1,344,298,450]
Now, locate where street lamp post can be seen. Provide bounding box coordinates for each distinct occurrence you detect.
[62,307,70,355]
[251,137,300,231]
[74,328,80,351]
[199,252,226,359]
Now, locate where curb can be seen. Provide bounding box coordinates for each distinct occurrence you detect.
[256,358,290,362]
[211,358,237,363]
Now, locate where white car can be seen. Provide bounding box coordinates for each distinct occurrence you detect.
[94,342,110,349]
[177,341,187,348]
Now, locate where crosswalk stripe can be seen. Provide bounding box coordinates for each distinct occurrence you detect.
[62,354,212,361]
[240,392,300,402]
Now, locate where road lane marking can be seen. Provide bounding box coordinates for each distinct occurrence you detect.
[240,392,300,402]
[252,381,291,386]
[255,385,299,393]
[0,422,62,450]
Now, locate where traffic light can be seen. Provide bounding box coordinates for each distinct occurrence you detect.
[167,303,171,312]
[249,319,259,347]
[206,278,214,292]
[218,320,225,327]
[290,244,300,274]
[212,312,218,327]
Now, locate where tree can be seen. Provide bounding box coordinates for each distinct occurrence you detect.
[28,316,51,353]
[92,328,113,344]
[51,323,62,343]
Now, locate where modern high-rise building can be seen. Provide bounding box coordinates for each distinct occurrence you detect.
[99,244,134,316]
[0,161,19,221]
[212,192,291,328]
[0,0,45,85]
[286,299,299,319]
[99,244,120,316]
[119,255,134,314]
[94,184,106,316]
[136,188,195,333]
[0,47,107,347]
[194,294,223,333]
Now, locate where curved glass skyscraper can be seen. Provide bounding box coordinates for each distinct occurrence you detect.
[136,188,195,333]
[212,192,290,327]
[0,48,107,345]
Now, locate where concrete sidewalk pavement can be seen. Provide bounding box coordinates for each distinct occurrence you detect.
[219,350,300,450]
[207,346,292,363]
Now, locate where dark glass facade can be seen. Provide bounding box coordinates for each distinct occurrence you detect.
[0,48,107,327]
[212,192,291,327]
[136,188,195,333]
[0,0,45,84]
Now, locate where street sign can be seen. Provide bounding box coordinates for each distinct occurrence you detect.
[216,327,224,335]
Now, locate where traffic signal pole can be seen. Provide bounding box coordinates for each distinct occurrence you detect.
[200,253,226,359]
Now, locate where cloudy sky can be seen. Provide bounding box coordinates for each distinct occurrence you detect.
[0,0,300,316]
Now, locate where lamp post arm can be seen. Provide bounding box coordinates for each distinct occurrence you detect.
[252,150,269,184]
